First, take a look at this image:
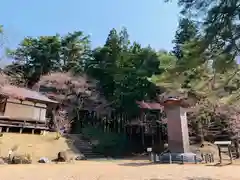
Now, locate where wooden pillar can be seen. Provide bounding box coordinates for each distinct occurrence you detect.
[6,127,9,133]
[158,109,163,149]
[141,126,145,147]
[158,124,162,147]
[152,127,154,146]
[41,130,46,136]
[129,126,132,142]
[217,145,222,164]
[19,128,23,134]
[121,113,124,132]
[113,116,116,132]
[103,118,106,132]
[228,145,233,164]
[106,117,108,133]
[234,139,240,159]
[32,129,35,134]
[117,116,121,133]
[52,108,58,132]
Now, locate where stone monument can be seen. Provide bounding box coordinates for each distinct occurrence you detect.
[159,97,200,163]
[163,97,190,153]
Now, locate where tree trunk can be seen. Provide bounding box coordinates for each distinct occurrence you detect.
[198,120,204,144]
[234,139,240,159]
[52,109,60,139]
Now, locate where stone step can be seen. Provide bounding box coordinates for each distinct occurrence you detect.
[82,152,105,158]
[83,152,100,155]
[74,144,92,148]
[86,155,105,157]
[74,144,92,147]
[77,150,94,153]
[67,134,105,158]
[75,147,93,151]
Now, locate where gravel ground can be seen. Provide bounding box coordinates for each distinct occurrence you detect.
[0,160,239,180]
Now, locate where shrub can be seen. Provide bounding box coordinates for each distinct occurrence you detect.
[11,153,32,164]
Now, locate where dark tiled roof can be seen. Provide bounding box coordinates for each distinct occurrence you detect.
[0,85,58,104]
[136,101,163,110]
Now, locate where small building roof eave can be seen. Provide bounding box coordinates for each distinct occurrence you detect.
[25,97,59,105]
[0,85,59,105]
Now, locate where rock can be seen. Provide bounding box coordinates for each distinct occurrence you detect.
[57,151,67,162]
[11,154,32,164]
[0,157,5,164]
[75,154,86,160]
[55,150,75,162]
[38,157,50,163]
[52,149,79,163]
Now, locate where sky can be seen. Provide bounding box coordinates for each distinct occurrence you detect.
[0,0,180,64]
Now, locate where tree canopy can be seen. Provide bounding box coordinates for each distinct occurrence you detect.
[2,27,162,116]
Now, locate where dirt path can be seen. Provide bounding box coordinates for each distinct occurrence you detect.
[0,160,239,180]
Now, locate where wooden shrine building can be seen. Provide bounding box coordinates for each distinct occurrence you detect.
[0,85,58,134]
[124,101,166,152]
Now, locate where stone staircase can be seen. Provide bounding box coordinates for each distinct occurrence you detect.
[67,134,104,159]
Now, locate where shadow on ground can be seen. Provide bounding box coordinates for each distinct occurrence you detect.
[123,153,149,160]
[119,160,240,168]
[205,162,240,167]
[147,179,172,180]
[186,178,220,180]
[145,178,219,180]
[118,162,156,167]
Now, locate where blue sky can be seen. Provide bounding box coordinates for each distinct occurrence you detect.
[0,0,179,54]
